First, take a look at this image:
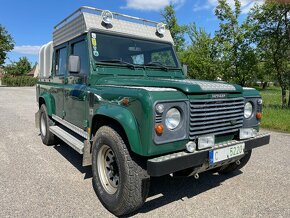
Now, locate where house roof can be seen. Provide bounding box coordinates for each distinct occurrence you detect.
[27,66,36,76]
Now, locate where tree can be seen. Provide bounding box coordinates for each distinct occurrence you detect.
[214,0,258,86]
[247,2,290,107]
[255,61,275,89]
[180,23,221,80]
[4,57,32,76]
[0,24,14,66]
[15,57,32,75]
[161,4,187,52]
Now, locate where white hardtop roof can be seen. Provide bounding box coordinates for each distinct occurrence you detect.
[53,6,174,46]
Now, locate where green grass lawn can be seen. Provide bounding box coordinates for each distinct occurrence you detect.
[255,86,290,133]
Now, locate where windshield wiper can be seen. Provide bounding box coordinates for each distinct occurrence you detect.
[98,59,136,69]
[144,62,168,71]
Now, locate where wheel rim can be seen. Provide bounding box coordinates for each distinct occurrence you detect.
[40,113,46,137]
[97,145,119,194]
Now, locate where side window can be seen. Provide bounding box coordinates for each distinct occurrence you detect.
[55,47,67,76]
[71,40,89,74]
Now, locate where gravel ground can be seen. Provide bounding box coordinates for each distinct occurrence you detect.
[0,87,289,218]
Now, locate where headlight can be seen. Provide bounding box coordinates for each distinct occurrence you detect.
[165,108,181,130]
[244,102,253,119]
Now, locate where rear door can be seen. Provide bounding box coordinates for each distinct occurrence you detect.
[50,44,68,118]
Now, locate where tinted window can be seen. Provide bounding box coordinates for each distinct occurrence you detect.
[55,47,67,76]
[71,40,89,74]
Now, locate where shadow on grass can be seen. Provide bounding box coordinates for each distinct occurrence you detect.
[53,141,242,216]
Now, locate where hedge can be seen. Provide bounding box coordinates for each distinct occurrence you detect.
[2,76,38,87]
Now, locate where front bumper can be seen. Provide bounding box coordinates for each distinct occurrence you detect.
[147,133,270,177]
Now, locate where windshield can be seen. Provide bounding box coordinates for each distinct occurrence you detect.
[90,32,179,69]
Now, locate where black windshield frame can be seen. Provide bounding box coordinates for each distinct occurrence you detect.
[89,31,180,69]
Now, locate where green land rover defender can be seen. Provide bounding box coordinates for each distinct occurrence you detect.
[35,6,270,216]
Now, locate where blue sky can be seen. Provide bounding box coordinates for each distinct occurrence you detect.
[0,0,263,65]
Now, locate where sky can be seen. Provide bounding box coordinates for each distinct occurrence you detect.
[0,0,264,65]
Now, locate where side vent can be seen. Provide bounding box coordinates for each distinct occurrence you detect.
[155,114,162,123]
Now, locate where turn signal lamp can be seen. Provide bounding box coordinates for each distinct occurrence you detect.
[155,124,164,135]
[120,97,129,106]
[256,112,262,120]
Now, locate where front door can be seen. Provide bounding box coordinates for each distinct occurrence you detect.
[63,36,89,129]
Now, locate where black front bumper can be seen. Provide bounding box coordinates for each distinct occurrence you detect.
[147,133,270,177]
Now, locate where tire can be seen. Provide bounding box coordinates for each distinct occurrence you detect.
[214,150,252,174]
[92,126,150,216]
[39,104,56,145]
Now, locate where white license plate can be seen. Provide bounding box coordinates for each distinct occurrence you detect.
[209,143,245,165]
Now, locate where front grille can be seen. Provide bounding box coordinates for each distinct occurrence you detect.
[189,97,244,139]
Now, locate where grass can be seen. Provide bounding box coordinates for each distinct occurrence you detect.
[255,86,290,133]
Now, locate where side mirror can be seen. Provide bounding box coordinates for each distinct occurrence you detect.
[68,55,80,73]
[182,64,188,77]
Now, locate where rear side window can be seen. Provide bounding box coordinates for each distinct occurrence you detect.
[71,40,89,75]
[55,47,67,76]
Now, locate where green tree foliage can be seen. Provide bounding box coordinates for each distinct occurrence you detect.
[0,24,14,66]
[161,4,187,52]
[255,61,275,89]
[2,75,37,86]
[247,2,290,107]
[180,23,221,80]
[214,0,258,86]
[4,57,32,76]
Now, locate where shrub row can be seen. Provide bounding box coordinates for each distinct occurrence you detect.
[2,76,38,87]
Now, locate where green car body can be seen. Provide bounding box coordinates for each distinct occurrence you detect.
[36,30,262,157]
[35,7,271,216]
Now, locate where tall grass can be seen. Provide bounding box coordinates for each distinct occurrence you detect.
[256,86,290,133]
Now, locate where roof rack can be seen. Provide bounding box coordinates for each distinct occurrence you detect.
[54,6,159,30]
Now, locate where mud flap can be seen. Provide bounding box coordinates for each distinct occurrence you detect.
[35,111,40,129]
[82,139,92,166]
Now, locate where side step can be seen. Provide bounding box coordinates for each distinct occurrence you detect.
[49,126,84,154]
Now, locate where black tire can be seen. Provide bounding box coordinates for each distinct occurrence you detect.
[92,126,150,216]
[39,104,56,145]
[215,150,252,174]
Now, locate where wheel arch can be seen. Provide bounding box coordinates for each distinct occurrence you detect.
[38,92,55,116]
[91,106,143,155]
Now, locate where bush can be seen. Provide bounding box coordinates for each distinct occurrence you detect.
[2,75,38,86]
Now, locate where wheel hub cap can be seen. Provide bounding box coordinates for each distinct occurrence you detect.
[97,145,119,194]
